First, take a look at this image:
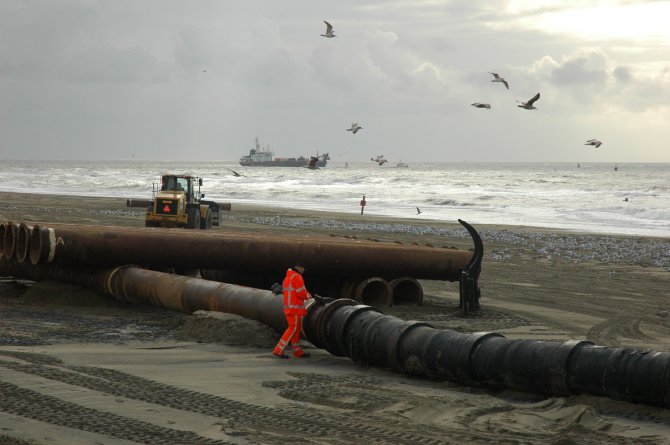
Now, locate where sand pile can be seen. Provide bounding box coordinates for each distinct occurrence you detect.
[176,310,278,348]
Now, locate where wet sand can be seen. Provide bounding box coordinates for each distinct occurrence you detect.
[2,192,670,444]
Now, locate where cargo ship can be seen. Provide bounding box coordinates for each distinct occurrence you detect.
[239,137,329,167]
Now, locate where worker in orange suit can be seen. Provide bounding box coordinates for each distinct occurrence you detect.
[273,261,311,359]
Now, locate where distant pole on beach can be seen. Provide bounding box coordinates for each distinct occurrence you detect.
[360,195,366,215]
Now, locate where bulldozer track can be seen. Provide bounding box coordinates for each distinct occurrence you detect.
[0,351,460,445]
[0,380,229,445]
[3,349,660,445]
[586,315,670,348]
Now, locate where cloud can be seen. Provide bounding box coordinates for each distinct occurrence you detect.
[61,45,169,84]
[612,65,633,83]
[523,47,670,115]
[549,49,609,85]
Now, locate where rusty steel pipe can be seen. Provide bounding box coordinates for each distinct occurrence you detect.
[1,259,288,334]
[15,223,33,264]
[349,277,393,307]
[2,221,19,260]
[29,224,56,265]
[28,223,472,281]
[0,222,5,261]
[389,277,424,306]
[125,198,153,208]
[200,269,407,307]
[103,266,287,333]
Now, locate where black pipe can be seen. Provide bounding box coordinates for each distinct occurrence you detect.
[303,298,670,407]
[7,256,669,408]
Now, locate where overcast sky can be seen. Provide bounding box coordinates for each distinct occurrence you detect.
[1,0,668,163]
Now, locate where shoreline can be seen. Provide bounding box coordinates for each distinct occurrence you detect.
[3,191,667,270]
[2,189,667,239]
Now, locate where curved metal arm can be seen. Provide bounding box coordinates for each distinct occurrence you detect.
[458,219,483,315]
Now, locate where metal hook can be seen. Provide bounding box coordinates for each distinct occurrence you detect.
[458,219,483,315]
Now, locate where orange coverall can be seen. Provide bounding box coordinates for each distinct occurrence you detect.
[273,268,310,357]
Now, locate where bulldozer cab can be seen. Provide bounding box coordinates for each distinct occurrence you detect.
[162,176,188,191]
[160,175,198,202]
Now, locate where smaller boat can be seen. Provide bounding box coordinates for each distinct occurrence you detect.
[396,160,409,168]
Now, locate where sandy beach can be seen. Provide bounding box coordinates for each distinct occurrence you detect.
[2,191,670,444]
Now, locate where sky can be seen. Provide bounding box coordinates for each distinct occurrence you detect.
[1,0,669,163]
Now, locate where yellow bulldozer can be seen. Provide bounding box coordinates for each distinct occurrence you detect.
[144,174,221,229]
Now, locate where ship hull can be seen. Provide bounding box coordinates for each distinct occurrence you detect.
[239,159,327,167]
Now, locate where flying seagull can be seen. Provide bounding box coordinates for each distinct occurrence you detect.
[517,92,540,110]
[585,139,603,148]
[471,102,491,109]
[416,206,422,215]
[226,168,245,177]
[321,21,336,38]
[371,154,387,166]
[489,72,509,89]
[347,123,362,134]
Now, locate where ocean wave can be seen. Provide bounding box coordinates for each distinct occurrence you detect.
[1,160,669,237]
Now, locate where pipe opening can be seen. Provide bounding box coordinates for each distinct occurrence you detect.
[15,223,32,264]
[3,222,18,260]
[389,277,424,306]
[353,277,392,307]
[0,223,6,261]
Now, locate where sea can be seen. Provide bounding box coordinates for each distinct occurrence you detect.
[0,160,668,238]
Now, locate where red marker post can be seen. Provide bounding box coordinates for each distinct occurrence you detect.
[360,195,366,215]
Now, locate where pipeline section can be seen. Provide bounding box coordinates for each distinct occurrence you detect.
[303,298,670,408]
[199,269,423,306]
[4,219,472,311]
[2,256,670,408]
[0,259,286,333]
[23,222,472,281]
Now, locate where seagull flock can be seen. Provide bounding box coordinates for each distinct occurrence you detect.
[315,20,603,215]
[331,22,602,150]
[471,71,602,148]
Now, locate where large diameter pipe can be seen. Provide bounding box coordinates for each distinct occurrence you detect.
[389,277,423,306]
[29,223,472,281]
[103,266,286,333]
[2,221,19,260]
[6,259,670,408]
[2,259,287,335]
[303,298,670,408]
[0,222,5,261]
[16,223,33,264]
